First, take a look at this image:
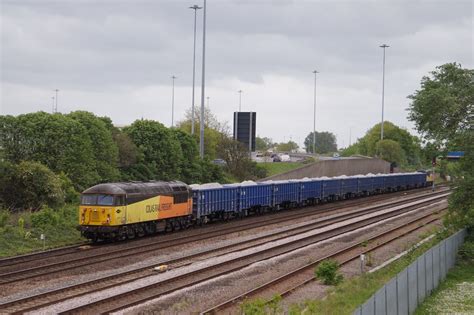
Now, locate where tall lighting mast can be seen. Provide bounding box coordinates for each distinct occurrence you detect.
[199,0,207,158]
[171,75,177,127]
[238,90,242,112]
[312,70,319,154]
[380,44,389,140]
[54,89,59,113]
[189,4,202,135]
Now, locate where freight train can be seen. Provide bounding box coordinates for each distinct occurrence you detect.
[78,172,427,241]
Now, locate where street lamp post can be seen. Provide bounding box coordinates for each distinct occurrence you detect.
[171,75,177,127]
[189,4,202,135]
[349,126,352,147]
[312,70,319,155]
[199,0,207,158]
[54,89,59,113]
[238,90,242,112]
[380,44,389,140]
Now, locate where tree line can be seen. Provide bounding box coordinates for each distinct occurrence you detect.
[0,111,226,211]
[0,109,272,211]
[341,121,423,168]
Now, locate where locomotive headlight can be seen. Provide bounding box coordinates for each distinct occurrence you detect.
[81,214,85,223]
[106,214,111,224]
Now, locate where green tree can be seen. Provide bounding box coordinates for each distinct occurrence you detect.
[176,106,229,159]
[171,129,201,183]
[408,63,473,143]
[341,121,422,167]
[376,139,406,166]
[408,63,474,230]
[68,111,120,182]
[0,112,98,190]
[255,136,274,151]
[276,141,299,152]
[199,159,225,183]
[304,131,337,154]
[112,130,140,168]
[340,143,360,157]
[123,120,183,181]
[0,161,65,211]
[217,137,267,181]
[179,105,228,132]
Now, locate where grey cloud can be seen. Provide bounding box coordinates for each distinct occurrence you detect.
[1,0,472,147]
[2,0,471,89]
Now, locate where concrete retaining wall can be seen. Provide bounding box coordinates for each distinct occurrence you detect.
[260,158,391,181]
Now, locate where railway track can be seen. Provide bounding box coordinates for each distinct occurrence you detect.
[0,188,447,286]
[0,191,448,313]
[0,185,443,270]
[18,192,447,314]
[0,243,89,268]
[201,207,445,314]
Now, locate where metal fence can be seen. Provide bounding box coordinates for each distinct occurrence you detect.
[353,229,467,315]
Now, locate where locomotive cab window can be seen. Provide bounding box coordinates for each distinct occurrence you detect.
[97,195,114,206]
[80,194,116,206]
[115,195,125,206]
[81,194,97,205]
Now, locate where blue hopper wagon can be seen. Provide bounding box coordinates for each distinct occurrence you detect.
[237,182,273,213]
[190,172,427,223]
[266,180,300,208]
[322,177,341,200]
[300,179,323,204]
[191,184,239,220]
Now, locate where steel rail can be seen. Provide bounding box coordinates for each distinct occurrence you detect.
[200,209,445,314]
[0,185,444,269]
[0,192,448,313]
[0,189,447,284]
[56,195,447,314]
[0,185,442,269]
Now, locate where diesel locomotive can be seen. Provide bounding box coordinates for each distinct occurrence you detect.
[79,181,192,241]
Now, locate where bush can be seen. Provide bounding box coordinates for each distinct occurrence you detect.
[458,241,474,261]
[315,259,343,285]
[31,207,60,228]
[0,112,100,190]
[247,161,268,180]
[240,295,282,315]
[59,172,80,203]
[198,159,225,183]
[241,298,267,315]
[0,210,9,228]
[1,161,66,211]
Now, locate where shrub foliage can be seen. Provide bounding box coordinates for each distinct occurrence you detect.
[315,259,344,285]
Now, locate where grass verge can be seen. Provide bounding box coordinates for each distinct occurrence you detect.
[260,162,306,177]
[240,227,446,315]
[414,237,474,314]
[291,229,447,314]
[0,204,84,257]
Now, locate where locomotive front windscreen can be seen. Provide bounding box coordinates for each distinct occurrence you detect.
[81,194,124,206]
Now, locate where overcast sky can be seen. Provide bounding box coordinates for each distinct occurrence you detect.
[1,0,472,148]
